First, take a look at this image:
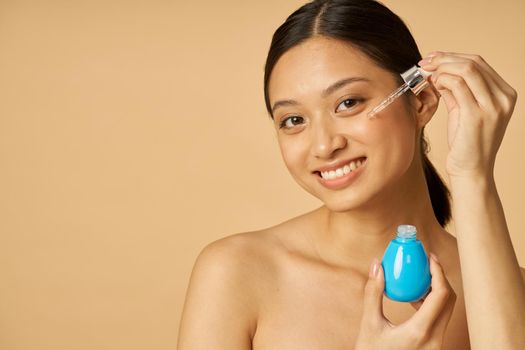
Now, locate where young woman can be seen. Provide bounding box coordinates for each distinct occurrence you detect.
[178,1,525,349]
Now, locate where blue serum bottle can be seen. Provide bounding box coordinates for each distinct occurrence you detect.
[381,225,431,302]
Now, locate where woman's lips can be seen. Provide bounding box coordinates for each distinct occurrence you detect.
[315,158,367,190]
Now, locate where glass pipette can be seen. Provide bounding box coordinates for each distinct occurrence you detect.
[368,65,431,118]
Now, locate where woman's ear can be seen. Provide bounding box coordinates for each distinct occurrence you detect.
[410,84,440,128]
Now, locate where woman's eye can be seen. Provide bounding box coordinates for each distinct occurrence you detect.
[279,115,304,129]
[336,98,363,112]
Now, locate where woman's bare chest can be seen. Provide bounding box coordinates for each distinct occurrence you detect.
[251,256,469,350]
[251,262,363,349]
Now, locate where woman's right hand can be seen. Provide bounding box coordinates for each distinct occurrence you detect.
[355,253,457,350]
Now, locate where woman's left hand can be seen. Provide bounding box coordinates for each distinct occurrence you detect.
[418,51,517,180]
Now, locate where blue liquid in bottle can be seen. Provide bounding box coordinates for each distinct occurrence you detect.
[382,224,431,302]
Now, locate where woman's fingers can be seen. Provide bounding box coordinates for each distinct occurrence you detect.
[402,253,455,334]
[420,51,517,118]
[429,276,457,339]
[429,51,515,96]
[361,258,387,329]
[431,72,479,116]
[425,61,496,110]
[357,255,457,349]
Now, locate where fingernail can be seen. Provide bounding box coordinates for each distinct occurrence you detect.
[418,57,433,66]
[427,51,442,57]
[369,258,379,278]
[430,252,439,262]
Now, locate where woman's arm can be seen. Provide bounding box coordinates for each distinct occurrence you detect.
[450,175,525,349]
[419,52,525,349]
[177,236,258,349]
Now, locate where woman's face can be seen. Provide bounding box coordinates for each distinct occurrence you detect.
[268,36,424,211]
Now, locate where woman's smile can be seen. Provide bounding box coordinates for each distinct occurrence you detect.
[314,157,367,190]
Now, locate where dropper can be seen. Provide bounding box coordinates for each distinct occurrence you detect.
[368,65,432,118]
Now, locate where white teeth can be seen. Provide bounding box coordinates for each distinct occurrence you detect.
[320,158,366,180]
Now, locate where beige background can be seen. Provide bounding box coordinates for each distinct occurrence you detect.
[0,0,524,349]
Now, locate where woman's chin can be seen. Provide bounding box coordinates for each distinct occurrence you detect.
[320,194,368,212]
[316,183,387,213]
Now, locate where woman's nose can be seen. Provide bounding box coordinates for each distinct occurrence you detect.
[310,118,347,159]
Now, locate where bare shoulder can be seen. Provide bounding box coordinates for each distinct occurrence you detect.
[196,230,283,287]
[177,229,283,349]
[199,207,318,264]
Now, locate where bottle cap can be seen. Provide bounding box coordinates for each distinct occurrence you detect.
[396,224,417,239]
[400,66,431,95]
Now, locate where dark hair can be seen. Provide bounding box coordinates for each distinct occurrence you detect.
[263,0,451,227]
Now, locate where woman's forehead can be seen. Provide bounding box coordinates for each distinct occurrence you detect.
[269,38,389,101]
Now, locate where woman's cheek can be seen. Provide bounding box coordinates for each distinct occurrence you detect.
[358,113,417,173]
[279,138,308,175]
[351,116,384,145]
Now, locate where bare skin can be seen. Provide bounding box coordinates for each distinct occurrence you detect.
[245,207,469,350]
[177,37,524,349]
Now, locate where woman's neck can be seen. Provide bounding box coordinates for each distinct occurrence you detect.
[309,158,445,273]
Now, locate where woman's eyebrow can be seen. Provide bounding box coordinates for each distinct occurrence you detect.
[271,76,371,114]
